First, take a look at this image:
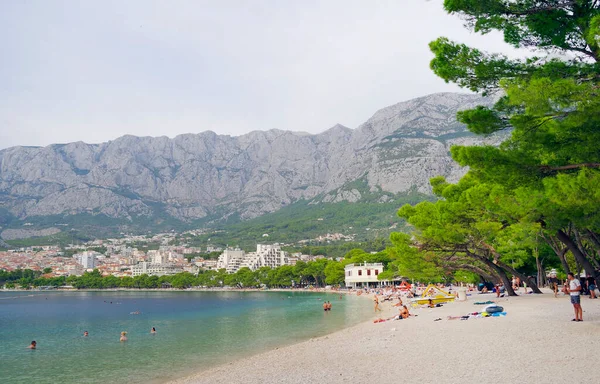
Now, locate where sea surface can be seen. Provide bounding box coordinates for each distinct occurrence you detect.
[0,290,371,384]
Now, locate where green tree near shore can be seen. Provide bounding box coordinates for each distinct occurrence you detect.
[392,0,600,287]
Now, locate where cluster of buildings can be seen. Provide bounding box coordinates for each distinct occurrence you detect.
[216,244,292,273]
[0,239,325,279]
[0,243,392,289]
[0,246,206,278]
[1,228,366,282]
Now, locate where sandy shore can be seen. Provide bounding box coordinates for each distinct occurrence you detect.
[168,289,599,384]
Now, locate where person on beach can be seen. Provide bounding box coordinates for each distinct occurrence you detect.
[28,341,37,349]
[374,295,382,312]
[548,275,559,298]
[399,305,410,319]
[151,327,156,334]
[323,301,328,311]
[327,301,332,310]
[566,273,583,322]
[120,332,128,342]
[83,331,89,337]
[587,276,597,299]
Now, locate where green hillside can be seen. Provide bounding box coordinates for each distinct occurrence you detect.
[183,189,433,249]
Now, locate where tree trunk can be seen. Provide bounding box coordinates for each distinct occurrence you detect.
[496,260,543,294]
[586,229,600,252]
[467,251,516,296]
[479,242,542,293]
[584,230,600,267]
[536,253,545,287]
[573,227,599,268]
[557,248,571,275]
[541,233,571,274]
[556,229,600,281]
[454,264,497,283]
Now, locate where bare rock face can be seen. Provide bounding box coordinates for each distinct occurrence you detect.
[0,92,496,222]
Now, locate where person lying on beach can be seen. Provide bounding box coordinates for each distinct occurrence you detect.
[400,305,410,319]
[394,298,404,307]
[28,341,37,349]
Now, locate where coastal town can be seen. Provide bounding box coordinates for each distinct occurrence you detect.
[0,231,350,280]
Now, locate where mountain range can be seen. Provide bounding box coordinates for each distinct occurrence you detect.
[0,92,500,239]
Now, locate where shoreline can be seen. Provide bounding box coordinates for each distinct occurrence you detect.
[166,289,600,384]
[0,287,349,293]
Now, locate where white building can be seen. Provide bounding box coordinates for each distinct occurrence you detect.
[217,248,246,273]
[217,244,290,273]
[243,244,289,270]
[73,251,99,269]
[131,262,183,277]
[344,262,385,289]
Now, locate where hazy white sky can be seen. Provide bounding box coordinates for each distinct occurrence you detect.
[0,0,523,149]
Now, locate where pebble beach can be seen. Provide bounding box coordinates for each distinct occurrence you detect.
[169,289,599,384]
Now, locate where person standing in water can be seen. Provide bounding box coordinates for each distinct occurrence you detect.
[83,331,89,337]
[150,327,156,334]
[28,341,37,349]
[120,332,128,342]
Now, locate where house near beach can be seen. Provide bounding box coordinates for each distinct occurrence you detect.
[344,262,387,289]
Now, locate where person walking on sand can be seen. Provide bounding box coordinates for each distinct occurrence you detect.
[374,294,382,312]
[548,275,559,298]
[566,273,583,322]
[587,276,597,299]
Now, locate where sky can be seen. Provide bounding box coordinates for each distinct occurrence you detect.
[0,0,525,149]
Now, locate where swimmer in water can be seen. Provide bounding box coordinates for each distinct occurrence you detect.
[120,332,128,342]
[150,327,156,334]
[83,331,89,337]
[28,341,37,349]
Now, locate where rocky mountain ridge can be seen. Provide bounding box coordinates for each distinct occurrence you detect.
[0,92,498,227]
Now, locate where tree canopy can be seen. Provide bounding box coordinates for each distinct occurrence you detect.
[392,0,600,292]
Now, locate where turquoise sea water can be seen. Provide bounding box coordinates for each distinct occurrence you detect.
[0,291,371,384]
